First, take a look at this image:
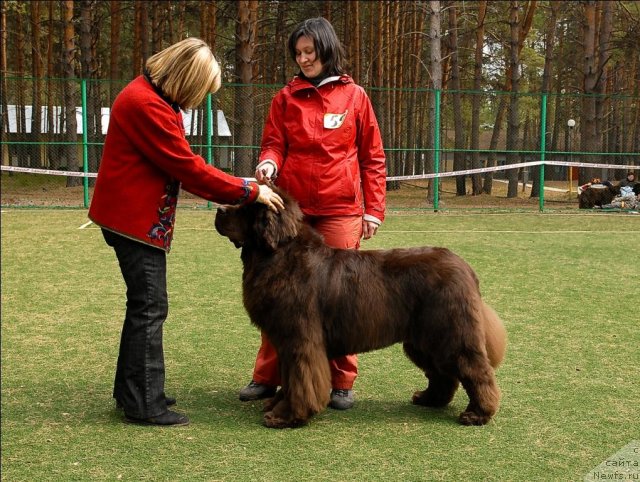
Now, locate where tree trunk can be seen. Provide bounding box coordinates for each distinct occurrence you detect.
[45,0,55,168]
[483,0,537,194]
[506,1,522,199]
[380,1,393,189]
[0,1,8,166]
[352,1,361,85]
[63,0,80,186]
[406,7,425,176]
[200,1,217,52]
[631,58,640,158]
[151,0,163,54]
[133,1,149,77]
[550,17,566,163]
[391,1,402,184]
[276,2,287,84]
[595,0,612,178]
[580,0,598,184]
[382,1,401,188]
[371,0,386,187]
[234,0,258,177]
[13,5,27,168]
[80,0,101,179]
[531,1,558,198]
[109,0,121,101]
[448,4,466,196]
[30,1,43,168]
[470,1,486,195]
[428,0,442,204]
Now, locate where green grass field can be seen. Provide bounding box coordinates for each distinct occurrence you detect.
[2,208,639,481]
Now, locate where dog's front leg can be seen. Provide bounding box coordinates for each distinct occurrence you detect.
[262,388,283,412]
[263,339,332,428]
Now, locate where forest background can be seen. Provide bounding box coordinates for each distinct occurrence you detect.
[1,0,640,201]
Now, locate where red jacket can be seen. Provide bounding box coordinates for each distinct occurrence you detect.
[259,75,386,223]
[89,75,259,252]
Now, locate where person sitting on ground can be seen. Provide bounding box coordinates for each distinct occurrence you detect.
[619,171,637,189]
[598,184,639,210]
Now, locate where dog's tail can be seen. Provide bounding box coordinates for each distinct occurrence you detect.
[481,302,507,368]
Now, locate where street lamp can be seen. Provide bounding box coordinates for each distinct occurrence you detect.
[567,119,576,191]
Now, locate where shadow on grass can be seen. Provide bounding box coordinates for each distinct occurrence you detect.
[44,382,466,430]
[180,385,464,429]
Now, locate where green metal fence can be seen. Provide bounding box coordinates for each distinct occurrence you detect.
[2,76,639,210]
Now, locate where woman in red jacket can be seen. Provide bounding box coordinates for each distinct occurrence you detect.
[89,38,283,426]
[239,18,386,410]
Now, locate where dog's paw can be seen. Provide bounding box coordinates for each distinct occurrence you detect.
[458,410,492,426]
[262,411,307,429]
[263,411,285,428]
[411,390,428,405]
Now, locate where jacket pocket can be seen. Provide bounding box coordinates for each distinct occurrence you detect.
[338,163,358,203]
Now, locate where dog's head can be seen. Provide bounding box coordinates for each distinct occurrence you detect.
[214,187,303,251]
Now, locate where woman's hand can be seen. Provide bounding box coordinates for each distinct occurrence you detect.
[256,184,285,212]
[362,220,379,240]
[255,160,277,184]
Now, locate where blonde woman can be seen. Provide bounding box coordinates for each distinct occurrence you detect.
[90,37,283,426]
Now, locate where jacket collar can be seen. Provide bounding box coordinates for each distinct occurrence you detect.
[288,74,353,94]
[143,69,181,113]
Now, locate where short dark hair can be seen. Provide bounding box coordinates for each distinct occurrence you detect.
[287,17,346,76]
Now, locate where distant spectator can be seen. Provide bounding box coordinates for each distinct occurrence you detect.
[619,171,637,189]
[599,187,639,210]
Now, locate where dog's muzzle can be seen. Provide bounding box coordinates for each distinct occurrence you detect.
[214,206,243,248]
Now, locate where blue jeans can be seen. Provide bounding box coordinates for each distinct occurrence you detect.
[102,229,170,418]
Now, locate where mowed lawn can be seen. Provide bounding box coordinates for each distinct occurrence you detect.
[1,208,638,481]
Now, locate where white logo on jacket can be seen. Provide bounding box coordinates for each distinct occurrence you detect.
[324,110,348,129]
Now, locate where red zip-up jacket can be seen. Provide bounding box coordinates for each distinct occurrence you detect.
[259,75,386,223]
[89,75,259,252]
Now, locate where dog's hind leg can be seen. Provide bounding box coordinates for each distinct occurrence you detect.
[404,342,459,407]
[454,300,503,425]
[456,354,501,426]
[412,373,459,408]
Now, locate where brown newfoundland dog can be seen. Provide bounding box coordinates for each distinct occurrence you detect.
[215,189,506,429]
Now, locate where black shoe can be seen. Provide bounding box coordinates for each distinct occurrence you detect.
[116,397,176,410]
[329,389,354,410]
[125,410,189,426]
[239,380,277,401]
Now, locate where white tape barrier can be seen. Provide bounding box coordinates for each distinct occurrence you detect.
[386,160,640,182]
[1,160,638,181]
[0,165,96,177]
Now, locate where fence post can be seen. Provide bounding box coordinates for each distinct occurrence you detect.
[81,79,89,208]
[539,92,547,212]
[206,93,213,209]
[433,88,441,212]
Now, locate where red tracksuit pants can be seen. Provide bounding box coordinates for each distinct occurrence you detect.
[251,214,362,389]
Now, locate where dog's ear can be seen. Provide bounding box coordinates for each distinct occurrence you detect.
[256,190,303,250]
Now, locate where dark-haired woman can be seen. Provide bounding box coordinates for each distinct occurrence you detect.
[238,18,386,410]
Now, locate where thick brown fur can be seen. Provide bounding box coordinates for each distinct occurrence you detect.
[215,188,506,429]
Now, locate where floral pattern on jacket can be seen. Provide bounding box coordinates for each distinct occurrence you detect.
[147,181,179,249]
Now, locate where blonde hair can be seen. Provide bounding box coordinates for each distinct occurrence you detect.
[145,37,221,110]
